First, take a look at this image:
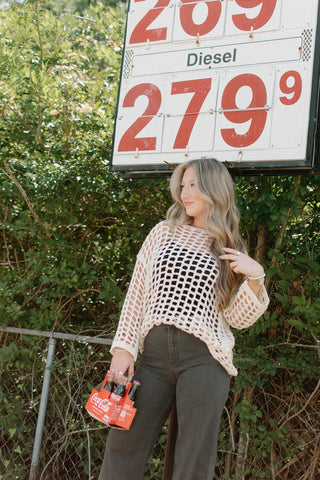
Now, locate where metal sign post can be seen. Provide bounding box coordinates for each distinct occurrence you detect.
[110,0,320,176]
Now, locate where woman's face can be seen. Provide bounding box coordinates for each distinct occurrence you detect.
[180,167,207,229]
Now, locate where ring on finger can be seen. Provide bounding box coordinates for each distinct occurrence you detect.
[236,251,241,256]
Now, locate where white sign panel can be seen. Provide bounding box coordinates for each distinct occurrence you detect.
[111,0,320,174]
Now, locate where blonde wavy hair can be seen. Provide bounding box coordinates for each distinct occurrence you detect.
[166,158,246,310]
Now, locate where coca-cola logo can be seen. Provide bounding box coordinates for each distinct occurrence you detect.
[91,393,113,413]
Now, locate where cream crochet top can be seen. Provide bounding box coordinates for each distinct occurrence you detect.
[110,221,269,376]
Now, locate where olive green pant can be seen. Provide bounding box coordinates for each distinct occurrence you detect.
[98,325,230,480]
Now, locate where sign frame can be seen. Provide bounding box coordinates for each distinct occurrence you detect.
[110,0,320,177]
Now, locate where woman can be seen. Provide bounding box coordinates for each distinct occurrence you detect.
[98,158,269,480]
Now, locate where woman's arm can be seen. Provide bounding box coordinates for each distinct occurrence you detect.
[110,255,147,360]
[219,247,269,329]
[109,222,169,377]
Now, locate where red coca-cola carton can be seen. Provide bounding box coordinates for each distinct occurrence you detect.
[111,394,137,429]
[86,387,115,424]
[85,372,140,430]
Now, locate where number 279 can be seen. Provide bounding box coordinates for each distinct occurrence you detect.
[117,71,302,151]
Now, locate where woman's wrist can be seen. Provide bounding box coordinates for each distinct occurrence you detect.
[247,272,265,285]
[113,347,129,354]
[113,347,134,358]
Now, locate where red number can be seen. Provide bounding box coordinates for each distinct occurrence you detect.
[221,74,267,148]
[279,71,302,105]
[118,83,162,151]
[171,78,212,149]
[232,0,277,31]
[180,0,222,36]
[130,0,170,44]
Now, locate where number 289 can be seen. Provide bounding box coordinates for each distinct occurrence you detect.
[130,0,278,44]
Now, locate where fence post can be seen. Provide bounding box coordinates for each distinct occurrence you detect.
[29,335,57,480]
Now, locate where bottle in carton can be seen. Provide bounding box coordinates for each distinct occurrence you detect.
[110,376,126,404]
[128,380,141,403]
[104,370,115,392]
[112,380,140,429]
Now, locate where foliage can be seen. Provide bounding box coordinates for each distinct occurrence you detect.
[0,0,170,336]
[0,1,319,479]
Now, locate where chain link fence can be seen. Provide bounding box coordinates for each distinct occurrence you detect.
[1,327,319,480]
[0,326,116,480]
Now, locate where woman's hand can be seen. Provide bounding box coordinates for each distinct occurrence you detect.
[110,349,135,384]
[219,247,264,277]
[219,247,265,297]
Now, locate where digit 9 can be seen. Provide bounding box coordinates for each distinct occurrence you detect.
[233,0,277,31]
[279,71,302,105]
[221,73,268,148]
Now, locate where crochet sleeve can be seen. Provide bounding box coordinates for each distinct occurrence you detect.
[223,279,269,330]
[110,222,168,360]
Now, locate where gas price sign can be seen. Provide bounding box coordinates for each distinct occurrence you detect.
[110,0,320,175]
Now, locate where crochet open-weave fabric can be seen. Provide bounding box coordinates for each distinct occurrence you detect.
[110,221,269,376]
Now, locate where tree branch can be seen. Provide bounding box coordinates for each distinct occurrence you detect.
[34,0,44,144]
[2,161,51,237]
